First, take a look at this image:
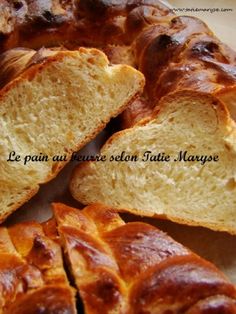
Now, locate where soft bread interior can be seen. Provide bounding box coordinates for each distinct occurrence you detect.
[0,48,144,220]
[71,91,236,234]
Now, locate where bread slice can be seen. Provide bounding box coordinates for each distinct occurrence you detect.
[51,203,236,313]
[0,47,144,221]
[70,91,236,234]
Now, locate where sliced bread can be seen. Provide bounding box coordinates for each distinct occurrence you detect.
[70,91,236,234]
[0,47,144,221]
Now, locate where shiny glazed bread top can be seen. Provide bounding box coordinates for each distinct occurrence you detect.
[52,203,236,314]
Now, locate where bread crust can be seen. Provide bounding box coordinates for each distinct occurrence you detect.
[0,1,175,52]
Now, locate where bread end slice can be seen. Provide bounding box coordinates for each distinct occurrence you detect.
[0,48,144,221]
[70,91,236,234]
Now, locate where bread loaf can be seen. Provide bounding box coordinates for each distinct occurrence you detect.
[70,91,236,234]
[51,203,236,313]
[0,221,76,313]
[1,1,235,125]
[105,14,236,127]
[2,203,236,313]
[0,47,144,221]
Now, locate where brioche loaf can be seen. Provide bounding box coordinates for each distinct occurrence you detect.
[51,203,236,313]
[0,221,76,313]
[0,47,144,221]
[2,203,236,313]
[70,91,236,234]
[0,1,235,125]
[105,15,236,127]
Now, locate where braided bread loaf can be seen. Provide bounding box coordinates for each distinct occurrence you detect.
[50,203,236,314]
[0,220,76,313]
[1,203,236,313]
[1,0,235,125]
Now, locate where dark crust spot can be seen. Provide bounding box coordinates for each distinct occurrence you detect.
[77,0,112,18]
[31,236,54,263]
[192,41,220,58]
[42,10,55,22]
[13,1,24,11]
[82,272,121,312]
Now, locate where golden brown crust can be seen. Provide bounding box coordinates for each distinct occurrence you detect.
[52,203,236,314]
[0,1,175,52]
[52,203,126,314]
[145,32,236,101]
[0,47,61,89]
[120,15,236,126]
[130,255,236,313]
[0,221,76,313]
[42,218,61,243]
[5,286,77,314]
[185,295,236,314]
